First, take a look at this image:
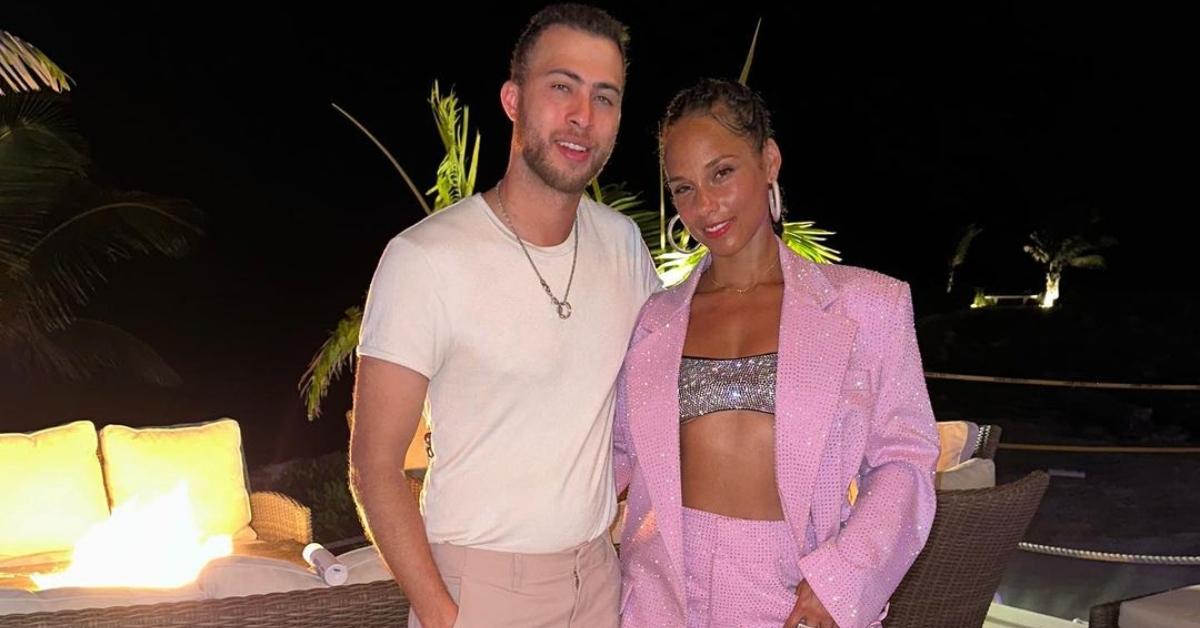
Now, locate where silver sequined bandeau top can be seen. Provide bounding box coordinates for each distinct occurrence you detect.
[679,353,777,424]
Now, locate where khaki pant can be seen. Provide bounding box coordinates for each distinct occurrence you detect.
[409,535,619,628]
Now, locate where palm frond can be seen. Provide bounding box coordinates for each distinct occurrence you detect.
[331,102,432,215]
[1054,235,1088,264]
[946,223,983,293]
[654,247,709,287]
[1026,230,1116,270]
[1,93,92,268]
[1023,235,1050,264]
[426,82,480,210]
[299,307,363,420]
[465,129,480,200]
[305,83,483,421]
[0,31,73,96]
[589,180,643,211]
[653,220,841,287]
[0,317,180,385]
[950,223,983,267]
[1,33,198,385]
[1060,234,1117,262]
[625,209,661,252]
[1067,254,1107,270]
[782,221,842,264]
[738,18,763,85]
[9,192,203,330]
[0,91,86,171]
[589,179,659,252]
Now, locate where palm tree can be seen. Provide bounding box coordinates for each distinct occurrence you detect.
[1,30,203,383]
[1024,229,1116,308]
[298,84,476,419]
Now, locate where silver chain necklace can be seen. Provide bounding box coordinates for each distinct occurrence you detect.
[493,184,579,320]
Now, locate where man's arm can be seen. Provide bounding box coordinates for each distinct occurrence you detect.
[349,356,456,628]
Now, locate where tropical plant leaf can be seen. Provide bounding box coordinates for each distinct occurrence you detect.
[782,221,842,264]
[0,317,180,385]
[331,102,432,215]
[1023,235,1050,264]
[738,18,762,85]
[946,223,983,293]
[588,178,658,249]
[653,220,840,287]
[1,32,197,386]
[0,31,73,95]
[1026,230,1115,271]
[308,82,485,419]
[0,92,91,266]
[8,191,203,331]
[590,180,643,211]
[950,223,983,267]
[300,306,363,420]
[654,246,709,287]
[1067,254,1107,270]
[426,82,480,210]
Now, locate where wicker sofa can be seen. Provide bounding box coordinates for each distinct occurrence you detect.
[0,464,404,628]
[0,419,314,618]
[0,579,409,628]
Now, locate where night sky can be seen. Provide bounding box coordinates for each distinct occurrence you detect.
[2,3,1189,464]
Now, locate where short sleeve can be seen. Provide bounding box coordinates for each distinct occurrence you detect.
[356,236,450,378]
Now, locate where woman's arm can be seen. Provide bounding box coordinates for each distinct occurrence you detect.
[796,282,940,628]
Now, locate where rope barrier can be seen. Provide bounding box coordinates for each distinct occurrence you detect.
[924,371,1200,391]
[1018,542,1200,566]
[998,443,1200,454]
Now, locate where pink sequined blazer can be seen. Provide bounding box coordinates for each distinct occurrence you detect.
[613,240,940,628]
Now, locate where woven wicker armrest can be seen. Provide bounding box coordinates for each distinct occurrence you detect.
[249,491,313,544]
[0,579,409,628]
[886,470,1049,627]
[1088,599,1121,628]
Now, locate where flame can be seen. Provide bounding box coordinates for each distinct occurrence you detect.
[31,482,232,590]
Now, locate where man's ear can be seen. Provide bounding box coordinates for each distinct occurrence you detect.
[501,80,520,122]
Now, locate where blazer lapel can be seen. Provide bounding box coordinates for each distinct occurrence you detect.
[772,241,858,541]
[625,259,707,605]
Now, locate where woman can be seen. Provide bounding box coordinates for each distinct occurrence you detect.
[613,79,939,628]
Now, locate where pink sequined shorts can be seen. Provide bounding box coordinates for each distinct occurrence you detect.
[682,506,808,628]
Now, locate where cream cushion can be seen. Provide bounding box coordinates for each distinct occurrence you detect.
[0,421,110,558]
[0,585,203,615]
[99,419,255,541]
[936,420,981,471]
[935,457,996,491]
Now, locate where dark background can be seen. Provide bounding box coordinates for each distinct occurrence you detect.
[3,3,1191,465]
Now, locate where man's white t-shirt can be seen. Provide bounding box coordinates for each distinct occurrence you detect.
[358,193,660,553]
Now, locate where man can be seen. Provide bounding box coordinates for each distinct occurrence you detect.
[349,5,660,627]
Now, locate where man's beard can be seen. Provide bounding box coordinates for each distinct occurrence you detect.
[517,115,614,193]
